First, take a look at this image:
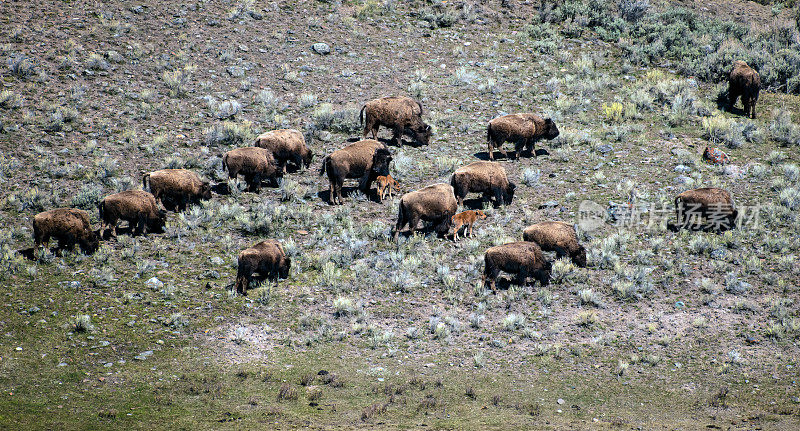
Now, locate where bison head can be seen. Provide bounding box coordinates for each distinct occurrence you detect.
[200,181,213,200]
[572,246,587,268]
[410,123,432,146]
[543,118,560,140]
[302,148,314,168]
[503,182,517,205]
[80,230,101,254]
[148,210,168,234]
[371,148,393,177]
[279,256,291,279]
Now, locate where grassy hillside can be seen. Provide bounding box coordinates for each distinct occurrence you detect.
[1,0,800,428]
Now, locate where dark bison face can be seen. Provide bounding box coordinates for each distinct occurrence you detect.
[504,182,517,205]
[371,148,393,177]
[279,257,291,279]
[148,210,167,233]
[573,246,587,268]
[412,123,432,146]
[81,231,101,254]
[200,181,213,199]
[544,118,560,140]
[303,149,314,168]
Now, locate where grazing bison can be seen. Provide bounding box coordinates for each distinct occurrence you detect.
[728,60,760,119]
[672,187,738,232]
[392,183,458,241]
[254,129,313,173]
[450,161,516,207]
[523,221,586,268]
[222,147,282,192]
[320,139,393,205]
[487,113,560,160]
[234,240,291,295]
[143,169,212,211]
[99,190,166,238]
[360,96,432,147]
[482,241,551,293]
[33,208,100,255]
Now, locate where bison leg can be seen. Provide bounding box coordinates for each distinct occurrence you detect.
[392,126,403,147]
[482,258,499,293]
[526,138,537,158]
[487,139,495,161]
[134,215,146,236]
[393,206,407,241]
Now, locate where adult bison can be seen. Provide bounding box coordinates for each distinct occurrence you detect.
[222,147,282,192]
[234,240,291,295]
[254,129,313,173]
[487,113,559,160]
[672,187,738,232]
[360,96,432,147]
[143,169,212,211]
[320,139,393,205]
[728,60,760,119]
[392,183,458,241]
[523,221,586,267]
[99,190,166,238]
[450,161,516,207]
[482,241,551,293]
[33,208,100,256]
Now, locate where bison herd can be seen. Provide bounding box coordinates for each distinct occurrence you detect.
[30,60,758,294]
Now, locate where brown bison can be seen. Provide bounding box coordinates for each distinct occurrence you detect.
[320,139,393,205]
[99,190,166,238]
[728,60,760,119]
[487,113,560,160]
[672,187,738,232]
[143,169,212,211]
[482,241,551,293]
[254,129,313,173]
[392,183,458,241]
[450,161,516,207]
[234,240,291,295]
[222,147,282,192]
[360,96,432,147]
[33,208,100,255]
[523,221,586,267]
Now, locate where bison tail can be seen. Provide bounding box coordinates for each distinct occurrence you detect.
[359,104,366,126]
[98,200,105,221]
[142,173,150,190]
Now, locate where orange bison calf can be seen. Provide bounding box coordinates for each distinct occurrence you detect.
[99,190,166,238]
[234,240,291,295]
[360,96,432,147]
[482,242,551,293]
[33,208,100,256]
[523,221,587,267]
[487,113,559,160]
[375,175,400,202]
[451,210,486,240]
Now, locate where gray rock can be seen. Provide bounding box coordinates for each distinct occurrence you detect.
[145,277,163,290]
[130,5,144,14]
[674,175,693,185]
[710,249,727,260]
[539,200,559,209]
[210,256,224,265]
[226,66,245,78]
[248,10,263,20]
[312,42,331,55]
[557,398,565,405]
[58,362,68,367]
[134,350,154,361]
[596,144,613,154]
[674,164,691,174]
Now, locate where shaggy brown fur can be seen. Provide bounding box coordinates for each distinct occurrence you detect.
[33,208,100,255]
[523,221,586,267]
[234,240,291,295]
[450,161,516,207]
[319,139,393,205]
[376,175,400,202]
[728,60,760,119]
[487,113,559,160]
[143,169,212,211]
[360,96,432,147]
[482,241,551,293]
[254,129,313,172]
[393,183,458,241]
[451,210,486,240]
[99,190,166,238]
[673,187,738,232]
[223,147,282,192]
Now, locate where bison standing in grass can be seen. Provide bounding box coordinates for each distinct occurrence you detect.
[393,183,458,241]
[320,139,393,205]
[143,169,212,211]
[223,147,282,192]
[482,241,551,293]
[99,190,166,238]
[33,208,100,256]
[728,60,760,119]
[360,96,432,147]
[523,221,586,267]
[487,113,559,160]
[671,187,738,232]
[450,161,516,207]
[254,129,313,173]
[234,240,291,295]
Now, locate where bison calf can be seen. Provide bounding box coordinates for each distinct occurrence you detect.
[223,147,282,192]
[143,169,212,211]
[482,242,551,293]
[360,96,432,147]
[393,183,458,241]
[672,187,738,232]
[234,240,291,295]
[254,129,313,173]
[33,208,100,256]
[320,139,393,205]
[451,210,486,241]
[99,190,166,238]
[523,221,586,267]
[728,60,760,119]
[450,161,516,207]
[487,113,559,160]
